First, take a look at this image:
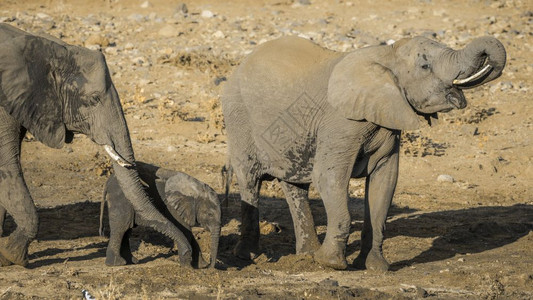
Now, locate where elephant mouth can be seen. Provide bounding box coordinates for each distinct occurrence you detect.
[446,92,466,109]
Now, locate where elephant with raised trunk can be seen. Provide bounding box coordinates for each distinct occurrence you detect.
[100,162,221,268]
[0,24,192,267]
[221,35,506,271]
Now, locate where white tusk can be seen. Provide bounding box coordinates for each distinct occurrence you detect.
[104,145,134,168]
[453,64,493,85]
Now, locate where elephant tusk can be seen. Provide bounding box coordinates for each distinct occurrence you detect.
[104,145,134,168]
[453,64,493,85]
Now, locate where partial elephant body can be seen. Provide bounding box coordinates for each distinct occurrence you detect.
[222,36,505,271]
[100,162,221,268]
[0,24,193,267]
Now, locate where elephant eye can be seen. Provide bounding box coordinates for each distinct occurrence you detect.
[89,94,101,105]
[421,64,431,70]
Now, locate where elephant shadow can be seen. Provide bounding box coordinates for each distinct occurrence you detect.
[2,198,531,271]
[219,194,532,271]
[2,201,181,267]
[383,203,532,270]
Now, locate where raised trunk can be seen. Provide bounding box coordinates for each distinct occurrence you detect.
[454,37,506,89]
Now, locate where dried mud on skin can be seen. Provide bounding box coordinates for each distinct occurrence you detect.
[1,0,532,299]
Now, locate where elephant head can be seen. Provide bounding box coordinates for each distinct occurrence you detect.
[327,36,506,130]
[164,174,221,268]
[0,24,192,264]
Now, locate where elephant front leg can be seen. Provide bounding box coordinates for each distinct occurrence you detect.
[105,206,134,266]
[312,168,352,270]
[353,151,399,272]
[0,165,38,267]
[280,182,320,254]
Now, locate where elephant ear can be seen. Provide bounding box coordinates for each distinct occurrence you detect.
[0,35,68,148]
[165,174,199,227]
[327,45,420,131]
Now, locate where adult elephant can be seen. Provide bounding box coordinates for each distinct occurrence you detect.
[0,24,192,267]
[221,35,506,271]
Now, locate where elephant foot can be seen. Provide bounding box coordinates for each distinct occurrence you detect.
[105,249,127,266]
[233,239,259,261]
[196,254,209,269]
[313,244,347,270]
[130,256,139,264]
[297,237,321,255]
[0,252,12,267]
[179,250,193,268]
[353,250,389,272]
[0,236,29,267]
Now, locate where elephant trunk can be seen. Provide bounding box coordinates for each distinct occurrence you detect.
[209,225,220,268]
[92,84,192,265]
[453,37,506,89]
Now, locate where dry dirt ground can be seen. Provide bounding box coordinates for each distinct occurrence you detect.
[0,0,532,299]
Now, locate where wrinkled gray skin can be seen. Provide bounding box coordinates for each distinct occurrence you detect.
[100,162,221,268]
[0,24,192,267]
[221,35,506,271]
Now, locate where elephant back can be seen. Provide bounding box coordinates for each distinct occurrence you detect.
[226,36,344,166]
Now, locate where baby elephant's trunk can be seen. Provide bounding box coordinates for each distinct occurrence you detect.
[210,225,220,268]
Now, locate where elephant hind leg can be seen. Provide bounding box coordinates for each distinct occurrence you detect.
[279,182,320,255]
[232,166,262,261]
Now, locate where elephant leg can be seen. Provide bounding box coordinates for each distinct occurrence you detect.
[120,228,138,264]
[311,157,355,270]
[0,118,37,267]
[105,203,134,266]
[353,151,399,272]
[233,173,262,261]
[279,182,320,254]
[0,172,38,267]
[105,225,128,266]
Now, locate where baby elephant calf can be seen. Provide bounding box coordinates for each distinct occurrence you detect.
[100,162,221,268]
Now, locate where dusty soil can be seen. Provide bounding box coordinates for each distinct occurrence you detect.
[1,0,532,299]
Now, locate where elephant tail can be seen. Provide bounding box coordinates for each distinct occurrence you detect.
[220,160,233,207]
[99,181,109,237]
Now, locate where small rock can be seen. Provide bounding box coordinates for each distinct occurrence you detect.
[159,47,173,55]
[124,42,135,50]
[416,287,429,298]
[319,279,339,287]
[177,3,188,14]
[460,124,479,136]
[458,257,465,262]
[140,1,151,8]
[259,220,281,235]
[212,30,225,39]
[104,47,118,55]
[158,24,177,37]
[432,9,447,17]
[214,76,227,86]
[36,13,52,20]
[299,0,312,5]
[127,14,145,22]
[201,10,214,18]
[437,174,454,183]
[85,34,110,47]
[386,39,395,45]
